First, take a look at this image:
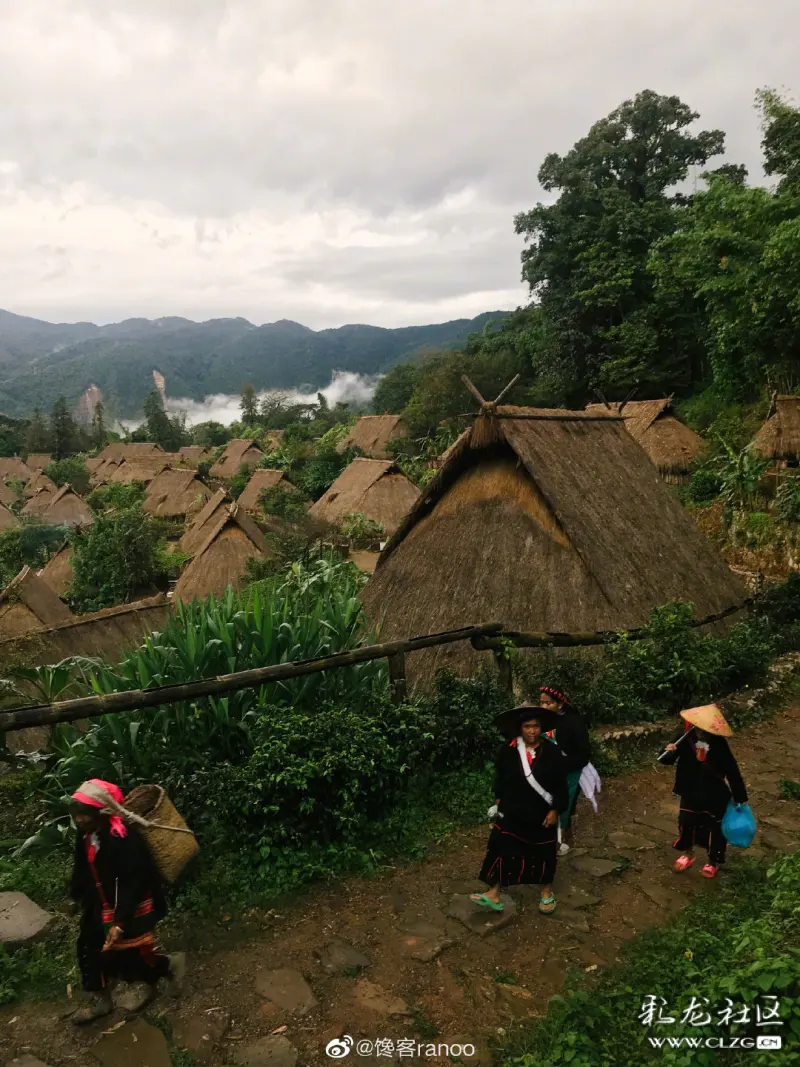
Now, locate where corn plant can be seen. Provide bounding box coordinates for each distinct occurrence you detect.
[41,559,388,799]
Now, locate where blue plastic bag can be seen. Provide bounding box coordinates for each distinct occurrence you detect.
[721,801,756,848]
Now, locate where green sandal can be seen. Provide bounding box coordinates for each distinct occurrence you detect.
[470,893,504,912]
[539,894,556,914]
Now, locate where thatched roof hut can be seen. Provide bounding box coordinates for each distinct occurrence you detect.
[95,442,165,463]
[0,481,18,508]
[143,468,211,520]
[173,504,270,603]
[360,406,746,680]
[108,459,168,485]
[338,415,409,459]
[309,458,421,536]
[178,488,228,556]
[23,471,57,498]
[40,485,95,527]
[751,396,800,464]
[0,457,31,483]
[0,565,74,641]
[178,445,212,468]
[26,453,52,471]
[38,543,74,598]
[20,488,56,518]
[584,399,705,483]
[209,440,265,479]
[0,501,20,532]
[237,469,297,513]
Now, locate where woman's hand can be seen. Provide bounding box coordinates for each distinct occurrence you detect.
[543,810,558,828]
[665,743,677,752]
[102,925,123,951]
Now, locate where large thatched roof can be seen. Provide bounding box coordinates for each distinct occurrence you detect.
[338,415,409,459]
[41,485,95,527]
[309,458,421,536]
[20,488,56,518]
[178,445,212,468]
[38,543,74,598]
[23,471,57,498]
[173,504,270,603]
[0,457,32,483]
[584,399,706,477]
[0,565,74,640]
[361,406,746,680]
[209,440,264,479]
[143,468,211,519]
[178,487,229,556]
[26,453,52,471]
[0,501,20,532]
[237,469,296,513]
[108,459,168,485]
[751,396,800,461]
[95,442,165,463]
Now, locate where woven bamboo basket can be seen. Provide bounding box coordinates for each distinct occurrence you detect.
[124,784,199,884]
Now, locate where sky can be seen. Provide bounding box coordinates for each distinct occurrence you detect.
[0,0,797,331]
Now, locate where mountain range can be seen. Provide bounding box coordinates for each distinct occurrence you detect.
[0,308,507,420]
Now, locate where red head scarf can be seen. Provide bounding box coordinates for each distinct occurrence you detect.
[71,779,127,838]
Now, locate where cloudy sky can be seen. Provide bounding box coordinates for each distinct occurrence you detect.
[0,0,796,330]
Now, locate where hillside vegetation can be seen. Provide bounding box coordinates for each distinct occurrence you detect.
[0,310,504,419]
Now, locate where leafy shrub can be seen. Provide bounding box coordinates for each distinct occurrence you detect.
[681,467,723,505]
[87,481,145,513]
[228,464,252,500]
[0,521,71,587]
[711,439,769,512]
[341,512,384,549]
[259,485,307,521]
[776,473,800,523]
[44,456,90,494]
[68,506,170,611]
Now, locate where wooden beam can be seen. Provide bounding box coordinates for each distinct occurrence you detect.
[492,374,521,406]
[0,622,504,733]
[470,601,749,651]
[461,375,487,407]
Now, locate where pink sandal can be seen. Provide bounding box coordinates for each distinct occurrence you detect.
[700,864,718,879]
[674,855,696,872]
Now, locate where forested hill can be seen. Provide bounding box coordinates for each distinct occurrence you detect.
[0,308,507,419]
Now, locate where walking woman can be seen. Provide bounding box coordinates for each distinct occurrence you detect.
[471,704,569,915]
[659,705,748,879]
[538,685,593,854]
[68,779,175,1024]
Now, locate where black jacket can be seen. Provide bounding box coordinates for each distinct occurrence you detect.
[69,827,167,934]
[551,710,592,772]
[660,730,748,815]
[493,739,570,831]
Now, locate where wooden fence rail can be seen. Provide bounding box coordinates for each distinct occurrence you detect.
[0,599,749,734]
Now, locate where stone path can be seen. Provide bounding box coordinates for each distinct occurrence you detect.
[2,700,800,1067]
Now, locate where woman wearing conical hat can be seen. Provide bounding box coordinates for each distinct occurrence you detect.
[660,704,748,879]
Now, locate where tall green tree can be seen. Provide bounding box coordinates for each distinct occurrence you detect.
[757,88,800,194]
[23,408,51,456]
[91,401,107,449]
[143,389,184,451]
[514,90,725,403]
[240,383,259,425]
[50,396,78,460]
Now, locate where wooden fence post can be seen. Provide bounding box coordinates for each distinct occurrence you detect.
[388,653,407,703]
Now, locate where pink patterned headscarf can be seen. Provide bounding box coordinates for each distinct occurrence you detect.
[71,779,128,838]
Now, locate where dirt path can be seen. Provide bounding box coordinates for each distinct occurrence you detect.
[4,703,800,1067]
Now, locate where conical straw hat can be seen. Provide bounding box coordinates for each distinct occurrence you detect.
[680,704,733,737]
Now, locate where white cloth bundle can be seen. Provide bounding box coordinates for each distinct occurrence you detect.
[579,763,602,812]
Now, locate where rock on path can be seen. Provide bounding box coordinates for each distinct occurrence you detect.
[91,1019,170,1067]
[0,893,53,947]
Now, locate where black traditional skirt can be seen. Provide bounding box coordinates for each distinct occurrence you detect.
[674,805,727,865]
[478,820,558,887]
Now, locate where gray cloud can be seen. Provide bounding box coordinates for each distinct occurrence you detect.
[0,0,796,329]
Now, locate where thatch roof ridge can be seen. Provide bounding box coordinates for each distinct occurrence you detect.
[20,488,56,517]
[209,439,265,478]
[40,484,95,527]
[0,457,32,482]
[584,399,705,475]
[143,468,211,519]
[25,453,52,471]
[0,565,74,626]
[109,459,168,484]
[178,487,229,554]
[751,396,800,460]
[24,471,57,497]
[309,457,420,534]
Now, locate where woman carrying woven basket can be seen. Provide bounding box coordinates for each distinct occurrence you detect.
[68,779,177,1024]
